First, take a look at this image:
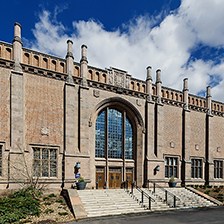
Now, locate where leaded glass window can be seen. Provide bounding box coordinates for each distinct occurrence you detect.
[165,157,178,178]
[33,147,57,178]
[95,108,133,159]
[125,117,133,159]
[108,109,122,159]
[191,159,202,178]
[95,111,105,158]
[214,160,223,178]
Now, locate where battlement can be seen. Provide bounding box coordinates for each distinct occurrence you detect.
[0,22,224,117]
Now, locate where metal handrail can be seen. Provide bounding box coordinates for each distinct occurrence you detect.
[147,180,180,208]
[122,180,155,210]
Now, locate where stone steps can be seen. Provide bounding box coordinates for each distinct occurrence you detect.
[145,187,217,208]
[75,187,217,218]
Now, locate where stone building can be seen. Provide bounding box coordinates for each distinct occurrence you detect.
[0,23,224,190]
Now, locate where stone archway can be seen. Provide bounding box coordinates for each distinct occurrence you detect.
[91,97,145,188]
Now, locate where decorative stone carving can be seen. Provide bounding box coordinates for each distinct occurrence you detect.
[106,67,130,89]
[126,75,130,89]
[108,71,113,85]
[41,127,49,136]
[114,72,124,87]
[136,99,142,106]
[217,147,221,152]
[93,90,100,98]
[195,144,199,151]
[170,142,175,148]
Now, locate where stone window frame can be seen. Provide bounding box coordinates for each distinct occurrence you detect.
[165,156,178,178]
[191,158,202,178]
[214,160,223,179]
[32,146,58,178]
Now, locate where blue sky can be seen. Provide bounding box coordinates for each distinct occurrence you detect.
[1,0,224,102]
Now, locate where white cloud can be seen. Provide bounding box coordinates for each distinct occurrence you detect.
[28,1,224,101]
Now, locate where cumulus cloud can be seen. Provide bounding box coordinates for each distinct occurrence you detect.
[28,0,224,101]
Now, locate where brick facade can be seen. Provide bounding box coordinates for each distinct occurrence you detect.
[0,23,224,190]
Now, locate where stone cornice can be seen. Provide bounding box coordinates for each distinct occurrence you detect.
[88,79,147,99]
[21,63,67,81]
[0,58,14,69]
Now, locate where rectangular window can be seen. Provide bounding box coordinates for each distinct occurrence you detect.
[165,157,178,178]
[214,160,223,179]
[33,147,57,178]
[0,145,2,176]
[191,159,202,178]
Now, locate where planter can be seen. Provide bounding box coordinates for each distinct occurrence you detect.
[168,182,177,188]
[77,182,87,190]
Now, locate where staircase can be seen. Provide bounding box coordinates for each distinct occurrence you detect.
[71,187,217,218]
[77,189,146,217]
[145,187,217,208]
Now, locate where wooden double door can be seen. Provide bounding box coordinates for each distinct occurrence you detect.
[109,168,122,189]
[96,167,105,189]
[96,167,133,189]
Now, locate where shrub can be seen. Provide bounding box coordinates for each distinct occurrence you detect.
[58,212,68,216]
[43,196,50,201]
[56,199,63,203]
[44,209,54,214]
[48,193,57,198]
[78,176,85,182]
[204,190,210,195]
[218,193,223,196]
[44,202,52,205]
[214,188,220,193]
[0,188,41,224]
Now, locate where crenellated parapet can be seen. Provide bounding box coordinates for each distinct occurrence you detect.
[0,25,224,117]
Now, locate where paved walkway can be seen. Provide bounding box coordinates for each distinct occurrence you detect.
[64,207,224,224]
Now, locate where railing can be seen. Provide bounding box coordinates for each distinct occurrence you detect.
[147,180,180,208]
[121,180,155,210]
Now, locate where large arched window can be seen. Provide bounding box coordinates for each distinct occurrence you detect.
[95,108,133,159]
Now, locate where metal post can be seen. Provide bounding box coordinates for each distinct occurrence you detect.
[131,182,133,194]
[147,180,149,190]
[142,191,144,204]
[149,198,151,210]
[153,183,155,194]
[174,196,176,208]
[165,190,167,202]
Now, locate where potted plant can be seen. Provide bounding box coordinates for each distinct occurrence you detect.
[168,176,177,187]
[76,176,87,190]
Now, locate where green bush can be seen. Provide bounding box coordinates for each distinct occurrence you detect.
[43,196,50,201]
[214,188,220,193]
[78,176,85,182]
[218,193,223,196]
[55,199,63,203]
[0,188,41,224]
[169,176,175,182]
[48,193,57,198]
[44,202,52,205]
[44,209,54,214]
[58,212,68,216]
[204,190,210,195]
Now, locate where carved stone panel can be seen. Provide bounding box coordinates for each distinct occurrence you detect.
[93,90,100,98]
[41,127,49,136]
[107,67,130,89]
[114,72,125,87]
